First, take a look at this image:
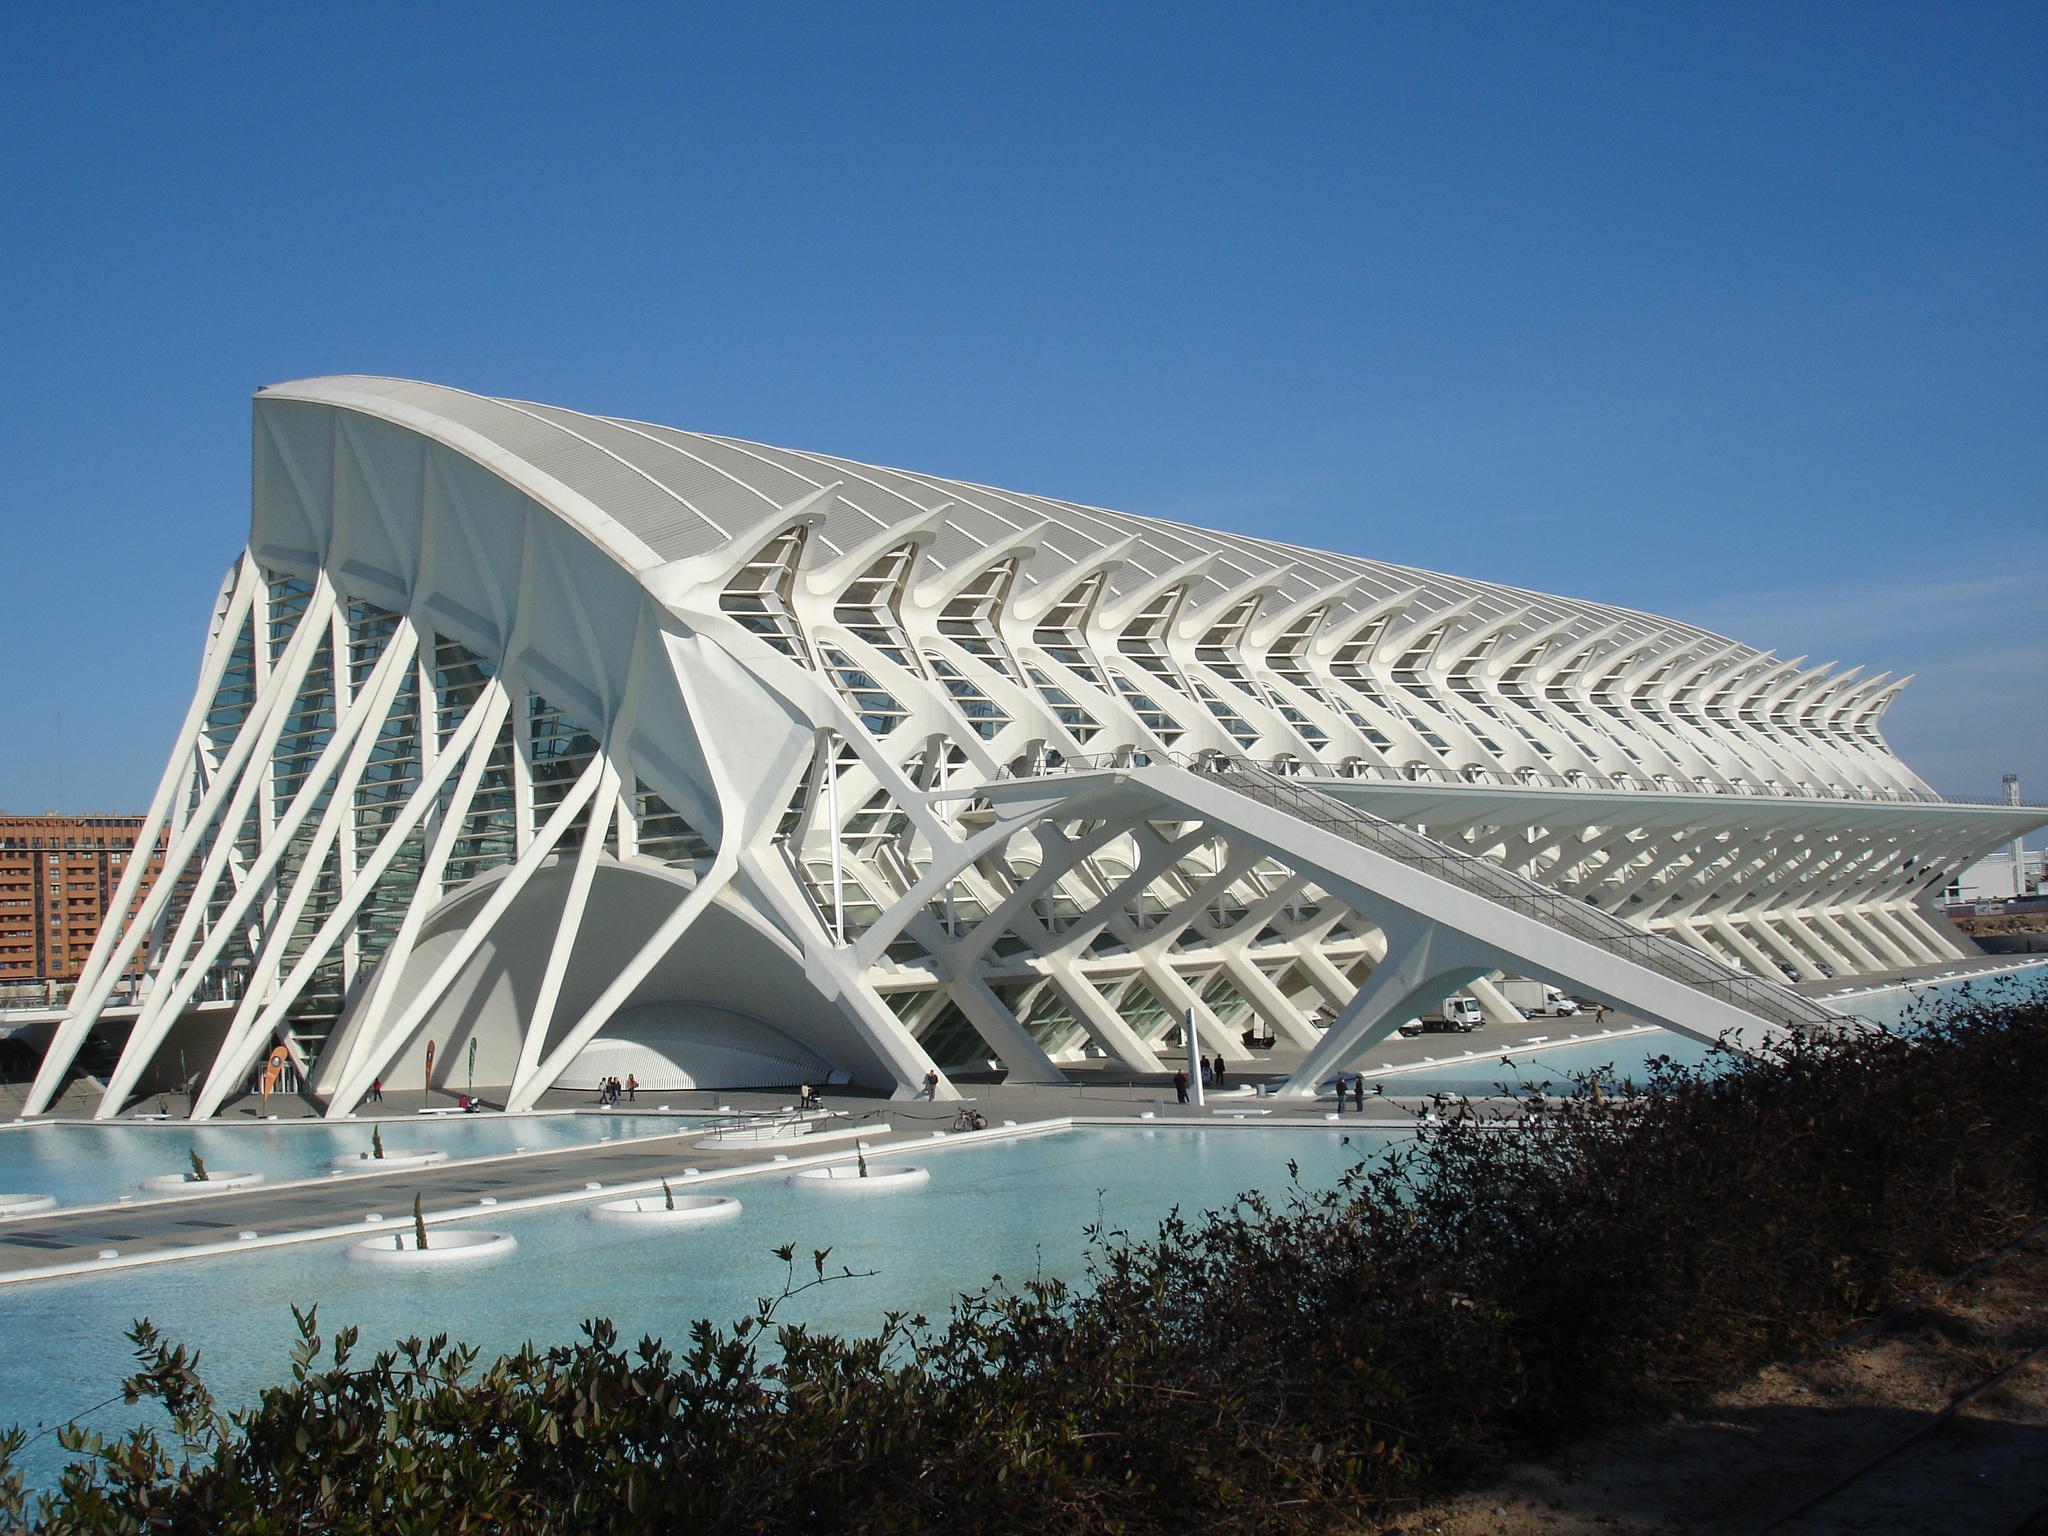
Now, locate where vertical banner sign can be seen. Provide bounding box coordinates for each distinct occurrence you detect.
[424,1040,436,1104]
[468,1037,477,1092]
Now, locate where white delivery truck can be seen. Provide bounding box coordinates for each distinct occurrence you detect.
[1496,978,1581,1017]
[1398,995,1486,1036]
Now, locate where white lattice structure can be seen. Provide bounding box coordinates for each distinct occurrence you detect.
[28,376,2045,1118]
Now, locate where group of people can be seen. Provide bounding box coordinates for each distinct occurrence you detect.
[1170,1053,1234,1103]
[1326,1072,1377,1110]
[595,1074,637,1107]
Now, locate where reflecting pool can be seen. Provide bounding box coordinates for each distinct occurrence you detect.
[1814,959,2048,1032]
[0,1125,1380,1487]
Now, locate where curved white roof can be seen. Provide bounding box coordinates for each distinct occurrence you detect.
[261,375,1748,656]
[255,373,1929,806]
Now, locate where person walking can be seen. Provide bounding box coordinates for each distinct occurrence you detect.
[922,1070,940,1101]
[625,1073,637,1104]
[1173,1069,1189,1105]
[1212,1054,1226,1090]
[1353,1076,1365,1111]
[369,1077,383,1104]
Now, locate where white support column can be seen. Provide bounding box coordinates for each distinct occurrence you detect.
[1838,907,1916,970]
[1893,901,1971,962]
[95,617,418,1116]
[1214,947,1323,1048]
[1806,909,1887,975]
[1278,920,1493,1097]
[1135,957,1250,1061]
[613,783,638,859]
[327,744,610,1116]
[1467,975,1526,1025]
[826,733,845,943]
[1748,912,1828,982]
[192,632,474,1118]
[316,685,515,1100]
[123,579,341,1019]
[1291,943,1360,1012]
[1664,916,1736,970]
[61,560,256,1027]
[1707,915,1784,981]
[511,683,535,855]
[1782,910,1861,976]
[1038,957,1169,1073]
[1864,904,1940,966]
[507,756,620,1098]
[26,572,335,1116]
[941,971,1069,1084]
[229,683,508,1118]
[507,853,742,1110]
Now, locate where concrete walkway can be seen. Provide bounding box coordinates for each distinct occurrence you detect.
[0,1086,1454,1289]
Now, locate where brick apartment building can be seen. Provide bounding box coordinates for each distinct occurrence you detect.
[0,814,168,996]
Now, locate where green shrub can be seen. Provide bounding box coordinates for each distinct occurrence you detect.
[4,988,2043,1534]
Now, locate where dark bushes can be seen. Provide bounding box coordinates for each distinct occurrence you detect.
[4,987,2045,1534]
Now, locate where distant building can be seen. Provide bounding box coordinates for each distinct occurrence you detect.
[0,815,166,997]
[1945,847,2045,905]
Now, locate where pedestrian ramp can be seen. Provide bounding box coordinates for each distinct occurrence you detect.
[974,757,1851,1097]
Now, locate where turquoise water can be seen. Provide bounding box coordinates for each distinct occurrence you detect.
[0,1112,715,1211]
[1368,963,2048,1099]
[1363,1031,1717,1099]
[1813,959,2048,1032]
[0,1126,1378,1488]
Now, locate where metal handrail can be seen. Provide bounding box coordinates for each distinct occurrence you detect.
[988,749,2039,810]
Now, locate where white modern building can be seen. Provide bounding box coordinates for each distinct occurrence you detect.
[26,377,2048,1118]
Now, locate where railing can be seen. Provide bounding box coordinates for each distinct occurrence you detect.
[0,980,184,1017]
[987,748,2038,809]
[991,751,1848,1034]
[0,982,74,1010]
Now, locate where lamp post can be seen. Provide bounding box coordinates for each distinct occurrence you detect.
[2004,776,2028,898]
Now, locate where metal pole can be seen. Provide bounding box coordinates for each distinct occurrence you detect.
[827,735,845,944]
[2004,776,2027,897]
[1185,1006,1204,1108]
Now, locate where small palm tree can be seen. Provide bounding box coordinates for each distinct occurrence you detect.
[412,1192,429,1251]
[661,1179,675,1211]
[371,1125,384,1159]
[187,1148,208,1183]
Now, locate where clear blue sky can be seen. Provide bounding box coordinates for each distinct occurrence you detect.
[1,2,2041,820]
